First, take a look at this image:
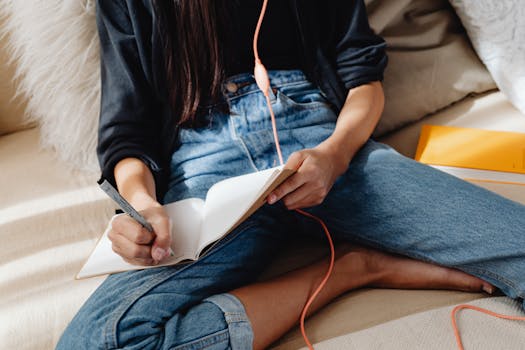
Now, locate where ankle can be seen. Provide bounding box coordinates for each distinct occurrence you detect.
[331,247,384,292]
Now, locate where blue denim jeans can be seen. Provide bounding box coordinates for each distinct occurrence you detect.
[57,70,525,349]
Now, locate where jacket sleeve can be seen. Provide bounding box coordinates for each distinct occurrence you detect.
[95,0,164,190]
[334,0,388,90]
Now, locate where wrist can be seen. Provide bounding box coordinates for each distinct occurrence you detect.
[128,192,161,211]
[315,138,352,177]
[114,157,159,211]
[318,136,354,167]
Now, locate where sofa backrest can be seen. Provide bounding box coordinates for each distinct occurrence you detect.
[366,0,496,136]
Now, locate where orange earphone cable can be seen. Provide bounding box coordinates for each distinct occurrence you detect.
[451,303,525,350]
[252,0,268,64]
[254,0,283,165]
[295,208,335,349]
[254,1,335,349]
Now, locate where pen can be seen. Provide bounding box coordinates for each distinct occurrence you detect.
[98,178,174,258]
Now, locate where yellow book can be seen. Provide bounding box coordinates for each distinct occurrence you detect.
[415,125,525,186]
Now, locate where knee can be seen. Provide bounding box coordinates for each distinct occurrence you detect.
[58,300,234,350]
[114,295,252,350]
[154,301,232,350]
[347,140,404,179]
[357,140,402,165]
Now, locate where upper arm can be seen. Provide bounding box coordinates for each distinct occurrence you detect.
[96,0,164,188]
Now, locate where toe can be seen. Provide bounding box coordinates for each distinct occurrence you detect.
[445,269,493,293]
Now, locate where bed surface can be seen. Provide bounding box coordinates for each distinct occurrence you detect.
[1,91,524,349]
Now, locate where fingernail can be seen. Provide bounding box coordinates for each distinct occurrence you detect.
[268,194,276,204]
[153,247,167,261]
[482,284,494,294]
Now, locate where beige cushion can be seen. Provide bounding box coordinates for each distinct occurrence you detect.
[0,15,33,135]
[301,297,525,350]
[0,128,114,350]
[367,0,497,137]
[382,91,525,157]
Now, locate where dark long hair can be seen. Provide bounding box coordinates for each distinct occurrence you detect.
[153,1,231,127]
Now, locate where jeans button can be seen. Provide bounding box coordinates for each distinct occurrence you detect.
[225,82,238,93]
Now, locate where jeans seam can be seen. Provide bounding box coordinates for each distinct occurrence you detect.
[275,89,329,110]
[229,89,265,101]
[104,268,179,349]
[224,312,250,323]
[272,79,317,89]
[104,220,259,349]
[204,294,254,350]
[459,265,525,299]
[227,79,311,101]
[347,234,457,267]
[169,329,230,350]
[226,117,259,172]
[236,138,259,172]
[104,311,118,350]
[227,112,239,141]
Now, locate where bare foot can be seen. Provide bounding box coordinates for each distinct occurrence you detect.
[334,245,494,294]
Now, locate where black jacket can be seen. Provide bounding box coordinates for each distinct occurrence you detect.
[96,0,387,200]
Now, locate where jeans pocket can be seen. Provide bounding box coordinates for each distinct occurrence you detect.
[276,80,331,110]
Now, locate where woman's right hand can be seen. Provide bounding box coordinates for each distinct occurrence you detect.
[107,204,172,266]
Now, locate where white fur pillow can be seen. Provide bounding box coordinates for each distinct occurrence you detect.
[448,0,525,114]
[1,0,100,171]
[0,14,33,136]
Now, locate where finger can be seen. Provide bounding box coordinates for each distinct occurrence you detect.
[268,150,308,203]
[150,217,172,261]
[268,172,305,204]
[122,256,157,266]
[284,151,306,171]
[111,232,153,261]
[111,215,155,245]
[286,193,325,210]
[284,184,327,210]
[112,245,155,266]
[111,215,145,239]
[281,183,311,209]
[126,226,155,245]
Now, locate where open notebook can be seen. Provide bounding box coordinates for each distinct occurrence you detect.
[77,166,294,279]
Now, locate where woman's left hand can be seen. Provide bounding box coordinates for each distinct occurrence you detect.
[267,142,351,210]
